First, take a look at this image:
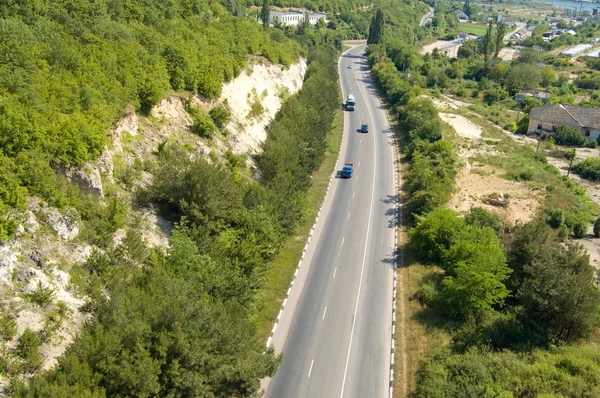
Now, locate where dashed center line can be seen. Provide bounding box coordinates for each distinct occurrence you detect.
[347,212,351,219]
[359,149,361,154]
[341,236,345,245]
[352,192,355,198]
[358,161,360,167]
[308,360,314,378]
[322,307,327,320]
[333,268,337,278]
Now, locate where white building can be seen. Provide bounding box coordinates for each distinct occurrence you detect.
[558,44,592,57]
[269,10,327,26]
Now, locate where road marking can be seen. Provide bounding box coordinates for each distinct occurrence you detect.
[358,161,360,167]
[322,307,327,320]
[347,212,351,219]
[341,237,345,245]
[352,192,355,198]
[340,53,378,398]
[333,268,337,278]
[360,140,362,143]
[308,360,314,378]
[356,176,359,181]
[359,149,361,154]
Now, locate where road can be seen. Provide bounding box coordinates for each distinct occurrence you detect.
[420,6,434,27]
[265,45,397,398]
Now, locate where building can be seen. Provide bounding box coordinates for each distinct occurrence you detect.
[515,90,551,103]
[558,44,592,57]
[269,10,327,26]
[456,10,469,22]
[528,104,600,139]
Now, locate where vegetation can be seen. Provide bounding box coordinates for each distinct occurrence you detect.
[573,157,600,181]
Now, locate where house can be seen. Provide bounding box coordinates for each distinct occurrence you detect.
[504,18,515,27]
[528,104,600,139]
[457,31,469,40]
[269,10,327,26]
[456,10,469,22]
[515,90,551,103]
[511,32,522,40]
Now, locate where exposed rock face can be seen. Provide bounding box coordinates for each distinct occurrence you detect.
[44,207,80,241]
[64,165,104,196]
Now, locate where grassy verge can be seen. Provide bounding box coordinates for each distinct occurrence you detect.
[256,107,344,341]
[459,22,488,36]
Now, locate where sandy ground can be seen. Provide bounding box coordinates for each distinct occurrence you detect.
[431,94,600,267]
[499,48,518,61]
[439,113,482,139]
[421,40,462,57]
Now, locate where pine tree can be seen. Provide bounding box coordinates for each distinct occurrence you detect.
[260,0,269,30]
[367,9,385,45]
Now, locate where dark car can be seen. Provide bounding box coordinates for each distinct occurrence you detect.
[360,123,369,133]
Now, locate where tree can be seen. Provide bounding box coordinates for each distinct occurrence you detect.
[505,63,541,94]
[367,9,385,45]
[482,19,495,63]
[541,66,557,87]
[494,21,506,59]
[507,221,600,343]
[260,0,269,29]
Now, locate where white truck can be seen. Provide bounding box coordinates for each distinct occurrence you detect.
[346,94,355,111]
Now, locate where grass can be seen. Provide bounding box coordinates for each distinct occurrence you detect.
[459,22,488,37]
[256,107,343,342]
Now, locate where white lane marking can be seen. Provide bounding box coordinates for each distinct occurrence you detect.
[356,176,359,181]
[333,268,337,278]
[352,192,355,198]
[359,149,361,154]
[360,140,362,143]
[308,359,314,378]
[340,51,378,398]
[358,161,360,167]
[322,307,327,320]
[347,212,351,219]
[341,237,345,246]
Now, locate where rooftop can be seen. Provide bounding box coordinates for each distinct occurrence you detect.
[530,104,600,129]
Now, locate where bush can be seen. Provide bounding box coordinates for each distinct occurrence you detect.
[552,125,595,147]
[0,315,17,340]
[16,328,43,372]
[25,281,56,307]
[413,282,438,307]
[209,104,231,128]
[572,157,600,181]
[594,217,600,238]
[557,224,570,241]
[547,208,566,228]
[190,107,217,138]
[464,207,502,233]
[572,220,588,238]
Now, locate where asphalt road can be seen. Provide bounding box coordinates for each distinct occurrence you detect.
[266,45,397,398]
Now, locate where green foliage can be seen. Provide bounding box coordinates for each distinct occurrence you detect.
[209,103,231,128]
[507,220,600,343]
[573,157,600,181]
[572,219,588,239]
[0,315,17,341]
[188,104,217,138]
[16,329,43,372]
[415,346,600,397]
[594,217,600,238]
[464,207,502,233]
[546,208,566,228]
[25,281,56,307]
[552,125,596,148]
[367,9,385,45]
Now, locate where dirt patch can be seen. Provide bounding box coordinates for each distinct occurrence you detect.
[498,48,518,61]
[448,162,541,225]
[439,113,482,139]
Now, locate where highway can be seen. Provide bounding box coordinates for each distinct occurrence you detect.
[265,44,397,398]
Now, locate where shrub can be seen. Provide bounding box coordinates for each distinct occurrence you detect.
[0,315,17,340]
[572,220,588,238]
[557,224,570,241]
[464,207,502,233]
[190,107,217,138]
[532,151,547,163]
[572,157,600,181]
[413,282,438,307]
[16,328,43,372]
[25,281,56,307]
[594,217,600,238]
[547,208,566,228]
[209,104,231,128]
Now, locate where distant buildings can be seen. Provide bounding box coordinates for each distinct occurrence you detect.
[559,44,593,57]
[515,90,551,104]
[528,104,600,140]
[269,10,327,26]
[456,10,470,22]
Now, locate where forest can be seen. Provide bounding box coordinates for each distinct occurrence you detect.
[0,0,346,395]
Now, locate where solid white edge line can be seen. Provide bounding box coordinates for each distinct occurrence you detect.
[333,268,337,278]
[308,359,315,378]
[322,306,327,320]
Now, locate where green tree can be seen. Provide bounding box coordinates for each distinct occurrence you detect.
[367,9,385,45]
[541,66,557,87]
[261,0,269,29]
[482,19,495,63]
[494,21,506,59]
